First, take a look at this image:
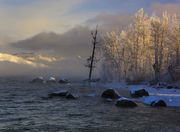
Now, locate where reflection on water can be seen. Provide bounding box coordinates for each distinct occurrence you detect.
[0,77,180,132]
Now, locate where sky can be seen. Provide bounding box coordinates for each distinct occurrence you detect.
[0,0,179,78]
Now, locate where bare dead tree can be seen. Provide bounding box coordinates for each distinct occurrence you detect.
[85,25,99,82]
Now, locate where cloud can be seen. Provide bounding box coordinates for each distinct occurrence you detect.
[86,13,132,32]
[14,53,60,63]
[151,2,180,15]
[1,0,180,78]
[0,53,47,68]
[11,26,92,57]
[0,0,87,39]
[7,26,100,78]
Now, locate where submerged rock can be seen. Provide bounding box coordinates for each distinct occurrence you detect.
[31,77,45,83]
[48,90,68,98]
[116,98,137,108]
[48,90,78,100]
[151,100,167,107]
[101,89,120,99]
[66,93,78,100]
[131,89,149,98]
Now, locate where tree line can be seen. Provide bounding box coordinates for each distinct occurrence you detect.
[102,9,180,82]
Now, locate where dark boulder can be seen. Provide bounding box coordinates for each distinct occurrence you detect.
[131,89,149,98]
[48,90,68,98]
[66,93,78,100]
[167,85,173,89]
[151,100,167,107]
[101,89,120,99]
[116,99,137,108]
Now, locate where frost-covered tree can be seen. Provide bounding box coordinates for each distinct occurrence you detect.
[150,12,169,82]
[102,9,179,82]
[170,15,180,66]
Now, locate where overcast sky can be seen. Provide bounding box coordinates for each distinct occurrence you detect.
[0,0,179,78]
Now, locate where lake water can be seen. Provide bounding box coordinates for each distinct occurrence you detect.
[0,77,180,132]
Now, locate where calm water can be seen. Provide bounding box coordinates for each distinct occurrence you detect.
[0,77,180,132]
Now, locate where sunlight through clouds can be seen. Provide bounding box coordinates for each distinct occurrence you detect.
[0,53,47,68]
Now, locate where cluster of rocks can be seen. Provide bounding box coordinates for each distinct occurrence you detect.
[131,88,167,107]
[101,88,167,108]
[101,89,137,108]
[31,77,70,84]
[45,86,167,108]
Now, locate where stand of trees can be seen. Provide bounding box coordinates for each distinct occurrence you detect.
[102,9,180,82]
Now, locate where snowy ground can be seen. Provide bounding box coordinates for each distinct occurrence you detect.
[100,82,180,107]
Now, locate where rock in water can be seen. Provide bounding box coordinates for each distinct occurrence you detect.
[47,77,56,83]
[116,98,137,108]
[66,93,78,100]
[101,89,120,99]
[31,77,44,83]
[59,79,70,84]
[48,90,68,98]
[151,100,167,107]
[131,89,149,98]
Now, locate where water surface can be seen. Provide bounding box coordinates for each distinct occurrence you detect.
[0,77,180,132]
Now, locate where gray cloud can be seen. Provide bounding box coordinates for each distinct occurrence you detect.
[11,26,92,57]
[86,13,132,32]
[6,26,95,78]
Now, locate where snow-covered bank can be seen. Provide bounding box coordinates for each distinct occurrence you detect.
[100,82,180,107]
[129,85,180,107]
